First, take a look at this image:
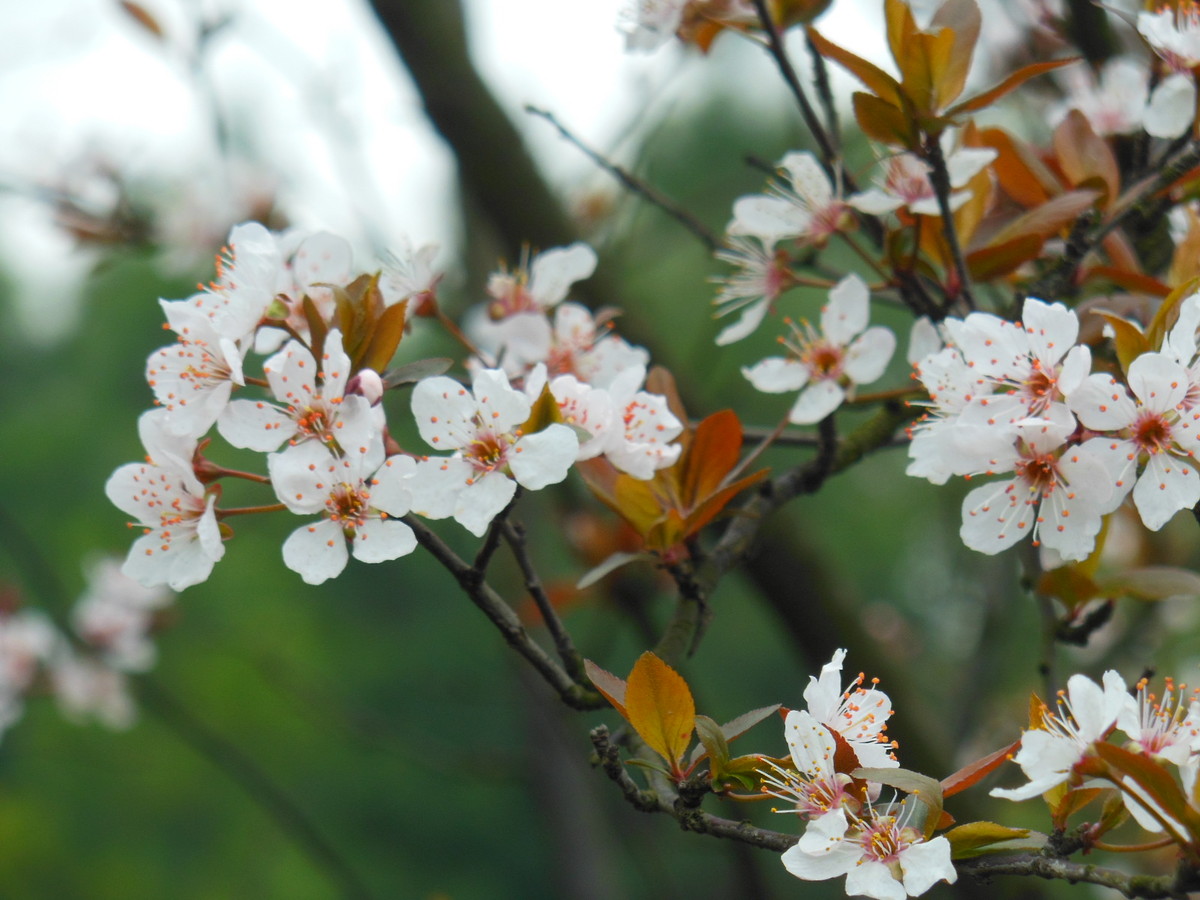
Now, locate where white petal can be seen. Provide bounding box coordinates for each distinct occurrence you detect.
[1068,374,1136,431]
[730,196,810,242]
[454,474,517,537]
[847,189,904,216]
[510,424,578,490]
[789,381,845,424]
[471,368,532,433]
[821,274,870,345]
[1127,352,1188,412]
[743,357,809,393]
[1022,298,1079,368]
[844,860,907,900]
[282,520,349,585]
[529,243,597,309]
[406,457,473,519]
[784,710,837,781]
[714,300,770,346]
[351,518,418,564]
[1133,453,1200,530]
[843,327,896,385]
[1145,74,1196,139]
[412,376,484,450]
[899,837,957,894]
[960,478,1032,554]
[369,455,417,516]
[217,399,291,452]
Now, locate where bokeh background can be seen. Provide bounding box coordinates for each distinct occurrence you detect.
[2,1,1199,897]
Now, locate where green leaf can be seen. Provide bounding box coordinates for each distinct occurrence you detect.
[692,714,731,771]
[945,822,1041,859]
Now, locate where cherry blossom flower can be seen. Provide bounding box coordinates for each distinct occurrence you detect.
[106,410,225,590]
[906,346,995,485]
[1119,677,1200,766]
[730,151,850,248]
[711,235,794,345]
[480,302,649,387]
[72,557,173,672]
[760,709,856,828]
[958,407,1111,562]
[802,649,898,770]
[189,221,287,348]
[0,610,58,735]
[381,237,441,314]
[1137,7,1200,137]
[782,803,956,899]
[485,243,597,320]
[742,274,896,424]
[146,299,248,438]
[600,365,685,478]
[848,139,996,217]
[1051,56,1149,136]
[218,329,381,457]
[268,441,418,585]
[1068,352,1200,530]
[620,0,687,50]
[945,297,1091,433]
[50,653,136,730]
[991,670,1130,801]
[407,369,580,536]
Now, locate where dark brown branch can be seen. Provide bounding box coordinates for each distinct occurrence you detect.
[958,853,1191,899]
[501,519,586,683]
[748,0,840,181]
[922,131,976,311]
[1026,139,1200,301]
[404,515,604,709]
[525,105,721,253]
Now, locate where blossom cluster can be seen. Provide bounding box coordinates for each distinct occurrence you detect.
[761,650,957,898]
[107,224,684,587]
[992,667,1200,844]
[0,558,173,741]
[906,295,1200,565]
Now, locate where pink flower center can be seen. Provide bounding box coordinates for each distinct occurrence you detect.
[1014,450,1059,494]
[884,156,933,205]
[466,429,513,473]
[858,817,915,864]
[1133,411,1175,455]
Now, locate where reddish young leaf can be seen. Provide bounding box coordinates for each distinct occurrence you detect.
[978,127,1056,208]
[584,658,628,720]
[1094,742,1200,837]
[929,0,980,108]
[946,58,1079,118]
[988,189,1100,246]
[681,409,743,505]
[360,299,408,374]
[806,26,904,107]
[1053,111,1120,209]
[940,738,1021,798]
[625,652,696,773]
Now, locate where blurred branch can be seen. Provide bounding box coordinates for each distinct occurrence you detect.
[525,105,721,253]
[138,678,375,900]
[922,133,975,311]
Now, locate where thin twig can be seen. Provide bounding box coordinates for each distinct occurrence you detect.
[921,132,975,311]
[525,105,721,253]
[404,515,604,709]
[806,31,841,155]
[139,678,374,900]
[1027,139,1200,300]
[501,520,586,682]
[748,0,839,181]
[956,853,1191,899]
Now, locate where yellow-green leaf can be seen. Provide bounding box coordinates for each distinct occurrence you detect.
[945,822,1034,859]
[625,651,696,773]
[946,57,1078,118]
[1091,310,1149,376]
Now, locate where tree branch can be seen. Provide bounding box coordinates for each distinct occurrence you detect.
[525,105,721,253]
[404,515,604,709]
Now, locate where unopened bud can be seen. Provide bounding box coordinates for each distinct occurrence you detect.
[347,369,384,405]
